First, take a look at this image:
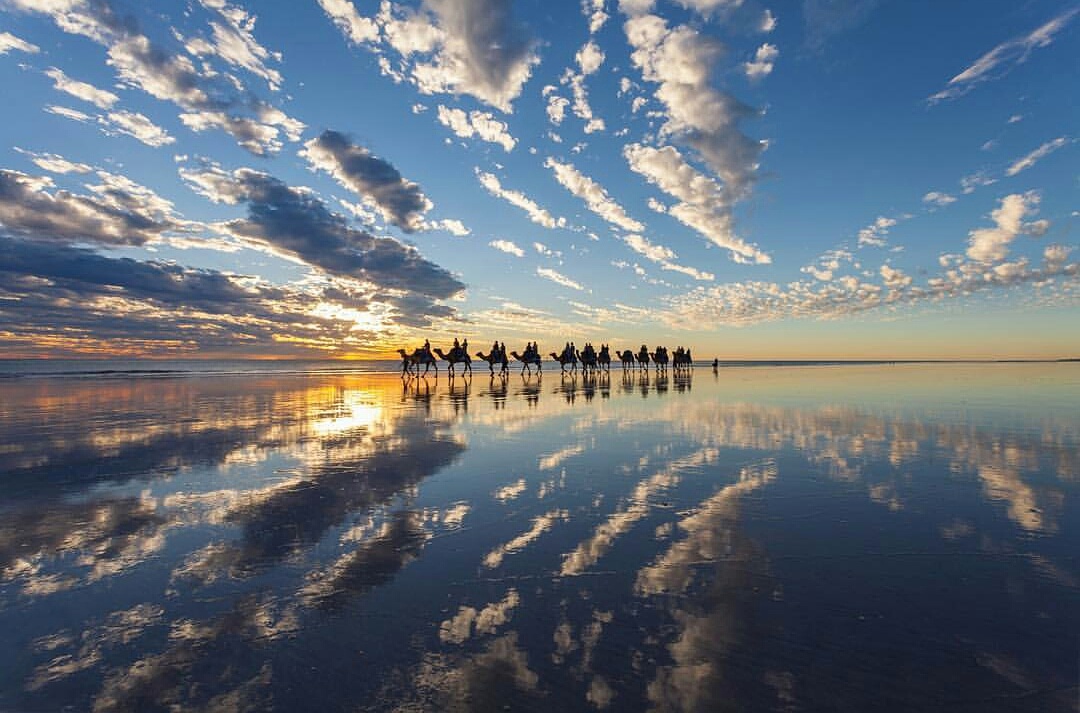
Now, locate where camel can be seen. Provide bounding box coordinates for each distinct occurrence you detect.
[397,348,438,376]
[635,349,650,370]
[579,348,598,373]
[509,351,542,375]
[650,349,669,371]
[597,344,611,372]
[475,351,509,376]
[615,349,635,370]
[433,347,472,376]
[549,351,578,374]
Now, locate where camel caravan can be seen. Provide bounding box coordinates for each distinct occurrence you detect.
[397,339,696,377]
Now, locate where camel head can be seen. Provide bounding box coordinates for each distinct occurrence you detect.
[433,348,447,358]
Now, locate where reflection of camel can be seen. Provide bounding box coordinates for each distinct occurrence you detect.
[510,351,542,375]
[396,348,437,376]
[475,351,508,376]
[616,349,635,370]
[433,348,472,376]
[549,351,578,374]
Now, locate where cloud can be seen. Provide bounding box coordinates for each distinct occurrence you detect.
[325,0,538,111]
[537,267,585,291]
[744,43,778,80]
[490,239,524,257]
[623,143,770,263]
[181,165,463,299]
[103,110,175,147]
[435,106,517,151]
[544,158,643,232]
[475,170,566,229]
[1005,137,1069,176]
[316,0,379,44]
[429,218,470,236]
[0,31,39,55]
[44,97,175,148]
[10,0,303,154]
[928,8,1079,104]
[44,67,119,109]
[922,191,957,208]
[181,0,284,91]
[15,149,92,175]
[545,93,569,124]
[966,191,1045,263]
[300,130,432,232]
[960,170,996,194]
[623,233,715,281]
[0,168,178,247]
[584,0,609,34]
[802,0,880,50]
[857,215,897,248]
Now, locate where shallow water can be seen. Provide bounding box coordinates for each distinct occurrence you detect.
[0,364,1077,712]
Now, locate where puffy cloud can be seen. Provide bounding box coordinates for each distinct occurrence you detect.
[966,191,1044,264]
[429,218,470,236]
[624,13,764,200]
[475,170,566,229]
[544,158,642,232]
[103,110,174,147]
[923,191,957,208]
[300,130,432,232]
[857,215,897,248]
[15,149,92,175]
[623,233,714,281]
[576,40,605,75]
[0,169,178,247]
[182,0,283,91]
[11,0,303,154]
[759,9,777,32]
[435,106,517,151]
[623,143,770,263]
[489,239,524,257]
[1005,137,1069,176]
[545,94,570,124]
[181,165,463,299]
[316,0,379,44]
[928,7,1079,104]
[44,67,119,109]
[960,170,996,194]
[537,267,585,291]
[744,43,778,81]
[0,31,39,54]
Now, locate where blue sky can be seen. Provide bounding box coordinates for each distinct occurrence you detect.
[0,0,1076,359]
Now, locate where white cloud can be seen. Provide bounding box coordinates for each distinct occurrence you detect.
[537,267,585,291]
[923,191,957,208]
[45,105,93,123]
[436,105,516,151]
[431,218,470,236]
[759,9,778,33]
[967,191,1044,263]
[623,13,765,204]
[623,143,770,263]
[546,94,570,124]
[490,239,525,257]
[316,0,379,44]
[1005,137,1069,176]
[533,242,561,258]
[744,43,778,81]
[185,0,284,90]
[960,170,996,194]
[928,7,1079,104]
[103,110,175,147]
[44,67,119,109]
[476,170,566,229]
[16,150,92,175]
[0,31,39,55]
[544,158,643,232]
[857,215,898,248]
[576,40,605,75]
[584,0,609,34]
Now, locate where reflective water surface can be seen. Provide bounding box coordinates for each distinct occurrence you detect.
[1,364,1077,711]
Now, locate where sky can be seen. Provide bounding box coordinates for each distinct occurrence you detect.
[0,0,1076,360]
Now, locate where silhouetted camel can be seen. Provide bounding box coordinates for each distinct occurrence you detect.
[550,351,578,373]
[615,349,635,370]
[433,348,472,376]
[635,350,650,370]
[597,345,611,372]
[510,351,542,375]
[475,351,509,376]
[397,348,437,376]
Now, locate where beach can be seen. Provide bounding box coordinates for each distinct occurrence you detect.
[0,362,1077,711]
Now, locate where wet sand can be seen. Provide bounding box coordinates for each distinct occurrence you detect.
[0,363,1077,711]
